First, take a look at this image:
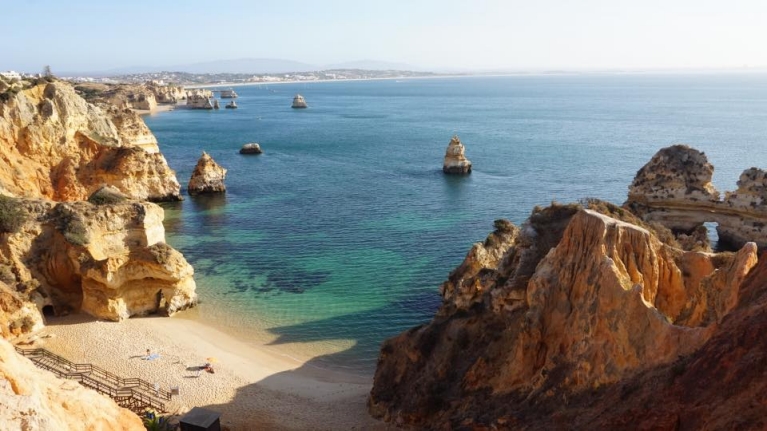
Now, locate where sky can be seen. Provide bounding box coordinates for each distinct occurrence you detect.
[2,0,766,73]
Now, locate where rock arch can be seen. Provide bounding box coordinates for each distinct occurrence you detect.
[626,145,767,249]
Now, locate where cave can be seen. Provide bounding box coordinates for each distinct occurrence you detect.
[42,305,55,317]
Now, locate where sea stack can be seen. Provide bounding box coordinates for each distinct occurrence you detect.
[442,135,472,174]
[292,94,308,109]
[239,143,263,154]
[188,152,227,195]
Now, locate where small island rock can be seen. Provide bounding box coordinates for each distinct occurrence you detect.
[292,94,308,109]
[442,135,472,174]
[188,152,227,195]
[239,143,263,154]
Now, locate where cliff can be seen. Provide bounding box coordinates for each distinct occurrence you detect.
[442,135,472,174]
[0,192,196,323]
[188,152,227,195]
[370,147,766,428]
[0,81,181,202]
[0,338,144,430]
[627,144,767,248]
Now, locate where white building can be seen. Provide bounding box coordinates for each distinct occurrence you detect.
[0,71,21,80]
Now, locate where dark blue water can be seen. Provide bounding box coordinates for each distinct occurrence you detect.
[144,74,767,373]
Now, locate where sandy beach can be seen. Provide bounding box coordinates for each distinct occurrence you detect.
[25,313,387,430]
[133,104,176,116]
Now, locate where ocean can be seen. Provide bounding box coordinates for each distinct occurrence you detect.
[143,74,767,374]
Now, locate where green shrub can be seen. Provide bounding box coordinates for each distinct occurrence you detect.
[0,195,27,234]
[148,243,173,265]
[88,187,127,205]
[51,204,90,246]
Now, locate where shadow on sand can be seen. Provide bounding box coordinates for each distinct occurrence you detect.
[194,304,426,430]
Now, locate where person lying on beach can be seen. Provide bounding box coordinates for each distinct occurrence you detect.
[202,363,215,374]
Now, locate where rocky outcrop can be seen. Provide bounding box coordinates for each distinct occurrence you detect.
[291,94,307,109]
[442,135,472,174]
[185,90,215,109]
[239,143,263,154]
[145,82,186,104]
[0,196,197,323]
[369,200,759,429]
[0,338,144,430]
[0,81,181,202]
[627,144,767,248]
[188,152,227,195]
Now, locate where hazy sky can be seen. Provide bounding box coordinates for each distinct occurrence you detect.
[3,0,766,72]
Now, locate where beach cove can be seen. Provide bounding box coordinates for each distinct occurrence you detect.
[17,73,767,428]
[38,314,383,430]
[142,73,767,369]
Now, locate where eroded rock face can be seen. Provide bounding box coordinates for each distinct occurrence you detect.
[0,81,181,202]
[368,203,758,428]
[442,135,472,174]
[188,152,227,195]
[627,144,767,248]
[628,145,719,205]
[0,197,197,323]
[0,338,144,430]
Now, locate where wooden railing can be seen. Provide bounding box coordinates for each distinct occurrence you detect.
[15,347,169,413]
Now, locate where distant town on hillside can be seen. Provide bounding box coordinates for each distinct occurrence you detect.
[55,69,443,86]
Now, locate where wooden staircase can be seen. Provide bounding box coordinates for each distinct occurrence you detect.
[15,347,170,414]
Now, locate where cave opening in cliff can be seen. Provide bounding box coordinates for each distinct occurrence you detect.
[703,221,729,252]
[42,305,54,317]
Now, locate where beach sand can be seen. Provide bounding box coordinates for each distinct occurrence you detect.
[28,313,388,431]
[133,104,176,116]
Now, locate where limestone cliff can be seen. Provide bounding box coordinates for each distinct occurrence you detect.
[188,152,227,195]
[0,81,181,202]
[369,200,759,428]
[0,338,144,430]
[627,144,767,248]
[145,81,186,104]
[442,135,472,174]
[0,194,196,323]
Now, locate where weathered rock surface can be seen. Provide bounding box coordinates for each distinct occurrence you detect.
[0,338,144,430]
[145,81,186,104]
[369,201,759,429]
[184,89,215,109]
[0,196,197,323]
[627,144,767,248]
[442,135,472,174]
[239,143,263,154]
[188,152,227,195]
[0,81,181,202]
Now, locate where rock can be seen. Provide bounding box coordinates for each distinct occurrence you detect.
[145,81,186,104]
[0,81,181,202]
[188,152,227,195]
[292,94,307,109]
[368,201,759,429]
[0,280,44,339]
[0,338,144,429]
[239,143,263,155]
[442,135,472,174]
[184,89,215,109]
[0,198,197,323]
[626,144,767,248]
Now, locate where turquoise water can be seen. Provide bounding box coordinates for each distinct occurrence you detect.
[144,74,767,373]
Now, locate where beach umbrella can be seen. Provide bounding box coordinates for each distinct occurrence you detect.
[206,357,219,363]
